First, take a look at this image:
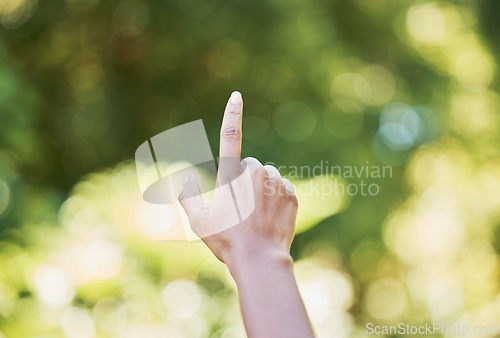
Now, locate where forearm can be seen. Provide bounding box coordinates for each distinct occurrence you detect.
[226,248,315,338]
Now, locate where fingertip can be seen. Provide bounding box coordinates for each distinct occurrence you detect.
[229,91,242,104]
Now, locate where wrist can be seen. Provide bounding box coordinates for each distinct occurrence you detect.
[224,244,293,279]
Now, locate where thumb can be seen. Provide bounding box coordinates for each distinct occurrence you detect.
[178,174,208,222]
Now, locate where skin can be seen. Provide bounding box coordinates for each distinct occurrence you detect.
[179,91,315,338]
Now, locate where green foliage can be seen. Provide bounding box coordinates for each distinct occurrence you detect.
[0,0,499,337]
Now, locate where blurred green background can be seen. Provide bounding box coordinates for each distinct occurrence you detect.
[1,0,500,337]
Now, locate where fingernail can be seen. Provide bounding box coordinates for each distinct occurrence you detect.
[229,91,241,105]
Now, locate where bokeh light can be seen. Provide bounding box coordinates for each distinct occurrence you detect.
[273,101,316,142]
[1,0,499,336]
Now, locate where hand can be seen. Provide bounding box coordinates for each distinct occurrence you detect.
[179,91,298,267]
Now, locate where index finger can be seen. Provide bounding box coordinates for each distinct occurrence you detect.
[219,91,243,159]
[217,91,244,185]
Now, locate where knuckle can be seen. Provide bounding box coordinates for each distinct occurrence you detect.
[264,165,280,178]
[241,157,262,166]
[221,126,241,140]
[263,178,278,192]
[242,156,257,162]
[227,106,242,115]
[253,166,267,178]
[250,166,267,181]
